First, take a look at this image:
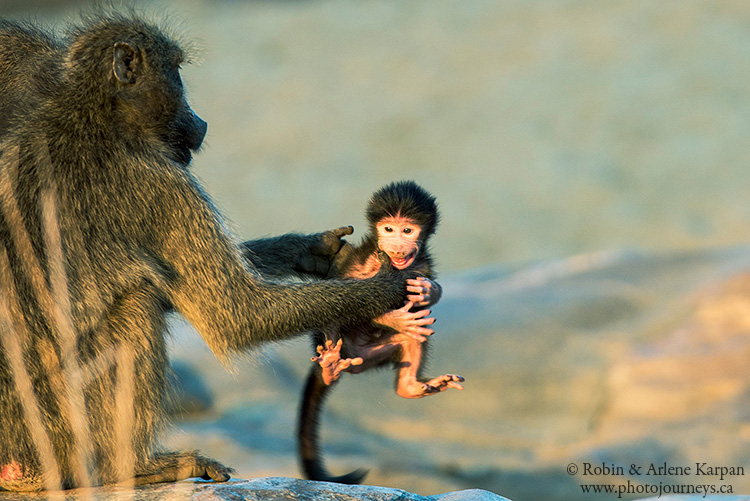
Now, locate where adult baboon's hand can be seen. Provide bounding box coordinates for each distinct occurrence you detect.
[294,225,354,277]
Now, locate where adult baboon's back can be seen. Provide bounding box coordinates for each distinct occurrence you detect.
[0,20,62,137]
[0,13,407,491]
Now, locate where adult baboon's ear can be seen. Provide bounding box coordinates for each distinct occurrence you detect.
[113,42,141,84]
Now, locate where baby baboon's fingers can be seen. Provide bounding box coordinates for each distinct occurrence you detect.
[404,332,428,343]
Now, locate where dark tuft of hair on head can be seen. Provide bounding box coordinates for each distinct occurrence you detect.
[366,180,439,236]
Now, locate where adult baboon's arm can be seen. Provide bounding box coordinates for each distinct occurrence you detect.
[240,226,354,279]
[152,168,406,357]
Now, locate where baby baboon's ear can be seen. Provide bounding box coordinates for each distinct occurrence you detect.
[113,42,141,84]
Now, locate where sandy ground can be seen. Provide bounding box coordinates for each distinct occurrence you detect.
[4,1,750,500]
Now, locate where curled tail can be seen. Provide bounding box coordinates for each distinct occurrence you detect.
[297,365,368,484]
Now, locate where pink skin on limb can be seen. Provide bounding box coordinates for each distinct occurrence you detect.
[1,462,22,481]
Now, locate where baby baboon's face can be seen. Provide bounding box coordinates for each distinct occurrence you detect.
[376,215,422,270]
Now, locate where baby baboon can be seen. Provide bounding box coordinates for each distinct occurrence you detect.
[0,13,409,492]
[298,180,464,484]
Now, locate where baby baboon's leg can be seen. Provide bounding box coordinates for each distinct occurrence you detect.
[394,337,429,398]
[132,452,233,486]
[348,340,401,374]
[314,336,409,384]
[394,338,464,399]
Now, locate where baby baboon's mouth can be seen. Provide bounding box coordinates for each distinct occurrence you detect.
[390,252,416,270]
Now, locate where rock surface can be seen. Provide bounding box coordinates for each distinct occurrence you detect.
[638,498,750,501]
[0,479,509,501]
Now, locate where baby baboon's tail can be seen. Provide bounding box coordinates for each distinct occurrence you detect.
[297,365,368,484]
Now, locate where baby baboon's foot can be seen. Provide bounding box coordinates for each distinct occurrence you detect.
[311,339,362,385]
[397,374,465,399]
[133,451,233,486]
[425,374,465,393]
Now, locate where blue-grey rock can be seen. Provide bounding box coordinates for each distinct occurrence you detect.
[0,478,510,501]
[636,497,750,501]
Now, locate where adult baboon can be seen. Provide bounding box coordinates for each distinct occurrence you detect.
[0,13,409,492]
[0,19,346,276]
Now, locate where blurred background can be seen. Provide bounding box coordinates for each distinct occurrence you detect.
[4,1,750,500]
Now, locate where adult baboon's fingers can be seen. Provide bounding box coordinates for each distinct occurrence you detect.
[208,466,232,482]
[315,225,354,252]
[332,225,354,238]
[197,462,233,482]
[296,254,316,273]
[377,251,394,270]
[315,257,329,275]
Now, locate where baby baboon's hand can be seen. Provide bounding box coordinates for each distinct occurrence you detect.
[373,301,435,341]
[406,277,442,308]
